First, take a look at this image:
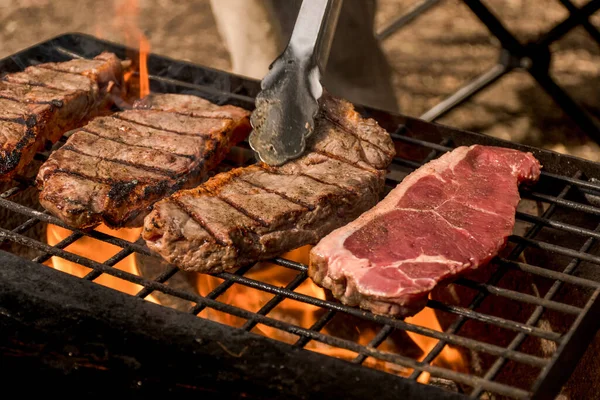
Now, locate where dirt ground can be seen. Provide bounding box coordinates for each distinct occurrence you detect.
[1,0,600,160]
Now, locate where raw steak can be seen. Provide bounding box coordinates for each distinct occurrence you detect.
[142,95,395,273]
[309,145,541,317]
[36,94,251,229]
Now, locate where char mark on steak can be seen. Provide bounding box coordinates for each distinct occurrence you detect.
[0,52,124,181]
[309,145,542,317]
[142,95,396,273]
[36,94,251,229]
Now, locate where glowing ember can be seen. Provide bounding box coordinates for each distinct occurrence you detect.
[46,224,157,303]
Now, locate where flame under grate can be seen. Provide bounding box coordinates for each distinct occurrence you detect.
[1,34,600,400]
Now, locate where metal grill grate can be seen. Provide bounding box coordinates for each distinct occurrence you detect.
[1,34,600,400]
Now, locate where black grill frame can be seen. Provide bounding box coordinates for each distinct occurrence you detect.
[1,34,600,399]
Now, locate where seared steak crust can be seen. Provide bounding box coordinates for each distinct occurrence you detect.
[0,52,123,181]
[36,94,251,229]
[142,96,395,273]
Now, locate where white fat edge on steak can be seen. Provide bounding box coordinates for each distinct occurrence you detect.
[310,144,530,303]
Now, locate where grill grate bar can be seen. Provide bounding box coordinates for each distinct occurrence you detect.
[241,271,309,332]
[540,171,600,193]
[422,137,454,163]
[454,277,583,314]
[53,45,84,59]
[144,71,255,106]
[83,247,134,281]
[0,216,40,248]
[10,217,40,235]
[214,270,548,367]
[294,309,337,348]
[0,228,152,286]
[32,231,83,264]
[470,222,600,398]
[270,257,307,272]
[135,266,179,299]
[394,157,423,170]
[0,224,533,397]
[427,300,563,341]
[189,263,256,316]
[352,325,395,364]
[516,211,600,240]
[497,258,600,289]
[525,192,600,216]
[392,133,453,152]
[390,133,452,158]
[408,174,577,381]
[509,236,600,273]
[33,152,49,162]
[0,180,31,199]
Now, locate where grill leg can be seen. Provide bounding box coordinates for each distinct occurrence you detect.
[459,0,600,143]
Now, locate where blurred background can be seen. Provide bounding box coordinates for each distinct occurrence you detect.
[1,0,600,160]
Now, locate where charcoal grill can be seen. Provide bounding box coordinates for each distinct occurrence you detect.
[1,34,600,399]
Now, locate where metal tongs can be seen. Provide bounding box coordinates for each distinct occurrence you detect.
[249,0,343,166]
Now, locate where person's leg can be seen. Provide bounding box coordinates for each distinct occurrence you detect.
[209,0,283,79]
[210,0,399,113]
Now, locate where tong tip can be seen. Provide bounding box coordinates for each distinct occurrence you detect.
[249,60,322,166]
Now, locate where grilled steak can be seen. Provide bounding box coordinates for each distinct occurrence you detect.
[142,95,395,273]
[309,145,541,317]
[36,94,251,229]
[0,53,124,181]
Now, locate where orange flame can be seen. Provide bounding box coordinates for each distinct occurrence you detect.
[113,0,150,98]
[46,224,158,303]
[46,226,465,383]
[194,246,467,381]
[406,306,466,383]
[138,35,150,98]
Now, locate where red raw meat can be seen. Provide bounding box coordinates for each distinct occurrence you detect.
[309,145,541,317]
